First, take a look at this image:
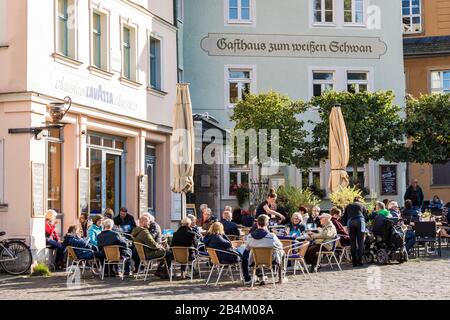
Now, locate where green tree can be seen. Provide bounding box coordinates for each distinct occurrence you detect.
[301,90,406,183]
[405,93,450,164]
[230,91,308,174]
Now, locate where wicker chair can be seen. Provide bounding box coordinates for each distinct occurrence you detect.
[65,246,101,279]
[169,246,197,282]
[206,248,243,286]
[250,247,279,287]
[284,241,310,278]
[134,242,169,281]
[101,245,130,280]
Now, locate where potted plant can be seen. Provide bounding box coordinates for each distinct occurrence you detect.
[236,183,250,208]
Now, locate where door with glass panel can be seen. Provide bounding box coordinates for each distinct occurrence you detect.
[145,144,156,216]
[88,134,125,215]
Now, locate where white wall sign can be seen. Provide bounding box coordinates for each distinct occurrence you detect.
[201,33,387,59]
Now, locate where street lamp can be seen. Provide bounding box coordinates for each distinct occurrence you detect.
[8,96,72,139]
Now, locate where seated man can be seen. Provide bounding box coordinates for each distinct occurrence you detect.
[304,213,337,272]
[221,210,240,237]
[97,219,133,276]
[169,217,198,279]
[113,207,136,234]
[201,208,217,231]
[141,212,162,244]
[131,216,169,279]
[187,214,203,243]
[242,214,287,284]
[63,225,99,260]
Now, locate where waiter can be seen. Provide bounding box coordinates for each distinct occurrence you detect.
[256,188,286,225]
[341,196,368,267]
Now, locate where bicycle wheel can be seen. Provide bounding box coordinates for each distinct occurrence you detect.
[0,241,33,275]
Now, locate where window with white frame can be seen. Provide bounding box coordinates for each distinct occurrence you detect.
[312,71,335,97]
[91,10,108,70]
[313,0,334,24]
[402,0,422,34]
[122,25,137,81]
[56,0,76,58]
[227,69,252,106]
[229,166,250,196]
[149,36,162,90]
[344,0,364,24]
[347,72,368,93]
[430,71,450,93]
[228,0,251,23]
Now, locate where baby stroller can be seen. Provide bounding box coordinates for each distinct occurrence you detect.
[371,217,408,264]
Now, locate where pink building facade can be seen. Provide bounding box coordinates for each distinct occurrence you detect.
[0,0,179,259]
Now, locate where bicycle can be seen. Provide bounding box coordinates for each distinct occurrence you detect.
[0,231,33,275]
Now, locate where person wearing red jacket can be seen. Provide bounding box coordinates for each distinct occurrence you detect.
[330,207,351,247]
[45,209,65,269]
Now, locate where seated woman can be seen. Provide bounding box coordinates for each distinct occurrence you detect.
[330,207,350,247]
[430,195,444,209]
[203,222,240,265]
[77,213,90,239]
[87,215,103,247]
[285,212,306,238]
[63,225,98,260]
[45,209,65,270]
[402,200,420,219]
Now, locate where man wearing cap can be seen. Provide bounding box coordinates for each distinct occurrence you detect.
[304,213,337,272]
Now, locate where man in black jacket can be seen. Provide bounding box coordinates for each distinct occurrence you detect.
[342,197,368,267]
[97,219,133,276]
[404,179,424,210]
[113,207,136,234]
[221,210,240,236]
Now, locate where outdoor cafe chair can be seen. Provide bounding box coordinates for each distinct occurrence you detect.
[283,241,311,278]
[101,245,130,280]
[205,248,243,286]
[65,246,101,279]
[250,247,279,287]
[194,243,211,279]
[169,246,197,282]
[414,221,440,257]
[134,242,170,281]
[335,235,352,264]
[315,236,342,272]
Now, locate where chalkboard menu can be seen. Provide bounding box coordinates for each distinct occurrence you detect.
[31,162,45,217]
[138,175,148,217]
[78,168,90,216]
[380,165,398,195]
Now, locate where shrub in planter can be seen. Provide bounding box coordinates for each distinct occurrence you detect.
[236,184,250,208]
[31,263,51,277]
[329,186,364,209]
[277,186,320,217]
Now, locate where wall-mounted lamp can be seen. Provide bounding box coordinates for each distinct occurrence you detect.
[8,96,72,140]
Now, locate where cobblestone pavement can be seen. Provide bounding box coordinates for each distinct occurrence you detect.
[1,253,450,300]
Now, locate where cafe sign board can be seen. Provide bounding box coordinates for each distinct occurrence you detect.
[31,162,45,218]
[380,165,398,196]
[201,33,387,59]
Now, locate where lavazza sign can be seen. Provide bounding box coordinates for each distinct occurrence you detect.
[201,33,387,59]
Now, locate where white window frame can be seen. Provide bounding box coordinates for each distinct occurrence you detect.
[311,70,336,98]
[120,17,139,83]
[312,0,336,25]
[310,0,368,28]
[224,65,256,109]
[347,71,369,93]
[309,66,373,99]
[89,2,110,72]
[430,70,450,93]
[54,0,78,59]
[224,0,256,27]
[148,33,164,92]
[402,0,422,34]
[343,0,365,26]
